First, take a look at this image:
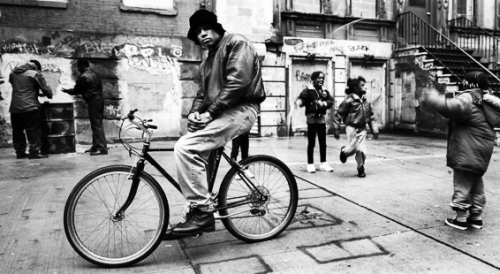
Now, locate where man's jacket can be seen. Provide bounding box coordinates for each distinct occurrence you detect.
[333,93,375,133]
[426,88,495,175]
[189,33,266,117]
[9,63,53,113]
[71,69,103,102]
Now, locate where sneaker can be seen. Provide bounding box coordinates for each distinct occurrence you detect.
[319,162,333,172]
[307,164,316,173]
[467,218,483,229]
[16,153,29,159]
[28,153,48,159]
[445,217,468,230]
[339,147,347,163]
[357,165,366,178]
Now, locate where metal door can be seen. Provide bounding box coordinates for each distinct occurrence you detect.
[350,62,387,129]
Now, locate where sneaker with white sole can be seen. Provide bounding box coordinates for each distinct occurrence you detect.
[467,218,483,229]
[445,217,467,230]
[319,162,333,172]
[307,164,316,173]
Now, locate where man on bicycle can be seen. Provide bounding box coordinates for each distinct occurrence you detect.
[170,9,266,237]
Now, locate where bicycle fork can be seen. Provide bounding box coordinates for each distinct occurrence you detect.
[112,157,146,220]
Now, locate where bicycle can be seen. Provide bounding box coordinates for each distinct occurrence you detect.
[63,109,298,267]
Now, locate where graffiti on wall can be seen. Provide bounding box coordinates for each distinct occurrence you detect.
[295,70,311,82]
[114,43,180,76]
[0,32,183,76]
[283,37,393,58]
[0,33,183,58]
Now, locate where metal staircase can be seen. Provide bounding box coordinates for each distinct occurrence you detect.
[395,12,500,93]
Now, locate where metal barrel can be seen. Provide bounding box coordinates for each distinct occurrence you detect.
[40,102,76,154]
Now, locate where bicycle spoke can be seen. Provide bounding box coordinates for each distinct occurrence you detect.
[65,166,168,266]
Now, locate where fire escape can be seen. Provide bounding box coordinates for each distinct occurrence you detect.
[395,12,500,94]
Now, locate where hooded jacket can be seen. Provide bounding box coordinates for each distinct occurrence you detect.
[189,33,266,117]
[425,88,495,175]
[9,62,53,113]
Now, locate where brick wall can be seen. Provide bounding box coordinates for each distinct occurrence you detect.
[0,0,199,38]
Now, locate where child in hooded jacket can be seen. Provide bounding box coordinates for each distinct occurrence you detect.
[425,71,496,230]
[333,76,379,177]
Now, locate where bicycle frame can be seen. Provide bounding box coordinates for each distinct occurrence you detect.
[113,116,267,219]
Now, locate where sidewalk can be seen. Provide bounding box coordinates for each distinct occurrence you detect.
[0,134,499,273]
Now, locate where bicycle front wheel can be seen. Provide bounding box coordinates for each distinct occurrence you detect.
[64,165,169,267]
[218,155,298,242]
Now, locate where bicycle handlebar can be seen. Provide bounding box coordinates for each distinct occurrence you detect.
[123,109,138,120]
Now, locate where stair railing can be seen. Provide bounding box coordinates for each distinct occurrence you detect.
[396,12,500,86]
[448,16,500,66]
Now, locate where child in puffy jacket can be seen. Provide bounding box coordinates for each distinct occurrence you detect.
[295,71,334,173]
[333,76,379,178]
[425,71,496,230]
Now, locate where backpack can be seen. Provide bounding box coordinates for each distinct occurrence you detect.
[482,93,500,128]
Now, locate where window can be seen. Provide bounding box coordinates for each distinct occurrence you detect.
[120,0,177,16]
[409,0,426,7]
[497,1,500,28]
[457,0,475,21]
[0,0,67,8]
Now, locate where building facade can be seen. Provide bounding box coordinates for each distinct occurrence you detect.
[0,0,499,150]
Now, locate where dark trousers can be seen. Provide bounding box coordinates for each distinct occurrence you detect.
[11,110,41,154]
[307,123,327,164]
[87,99,107,151]
[231,132,250,160]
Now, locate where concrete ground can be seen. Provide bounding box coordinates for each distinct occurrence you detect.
[1,133,500,273]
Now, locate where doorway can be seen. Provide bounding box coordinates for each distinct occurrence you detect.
[289,59,331,134]
[349,61,387,130]
[406,0,431,24]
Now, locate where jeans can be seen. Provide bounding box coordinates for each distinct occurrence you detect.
[343,125,367,168]
[307,123,326,164]
[87,99,107,152]
[450,169,486,215]
[11,110,42,154]
[174,103,258,207]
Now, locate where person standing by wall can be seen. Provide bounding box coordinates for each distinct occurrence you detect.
[9,60,53,159]
[424,71,496,230]
[231,131,250,161]
[333,76,379,177]
[62,59,107,156]
[169,9,266,237]
[295,71,334,173]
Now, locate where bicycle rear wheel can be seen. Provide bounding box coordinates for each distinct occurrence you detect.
[64,165,169,267]
[218,155,298,242]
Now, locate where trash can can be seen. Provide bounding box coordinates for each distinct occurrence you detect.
[40,102,76,154]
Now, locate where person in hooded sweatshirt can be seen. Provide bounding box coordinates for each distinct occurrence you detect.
[9,60,53,159]
[425,71,496,231]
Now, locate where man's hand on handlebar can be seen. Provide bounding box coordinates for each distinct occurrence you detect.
[188,112,213,132]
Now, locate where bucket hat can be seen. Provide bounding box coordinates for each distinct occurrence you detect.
[187,9,225,45]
